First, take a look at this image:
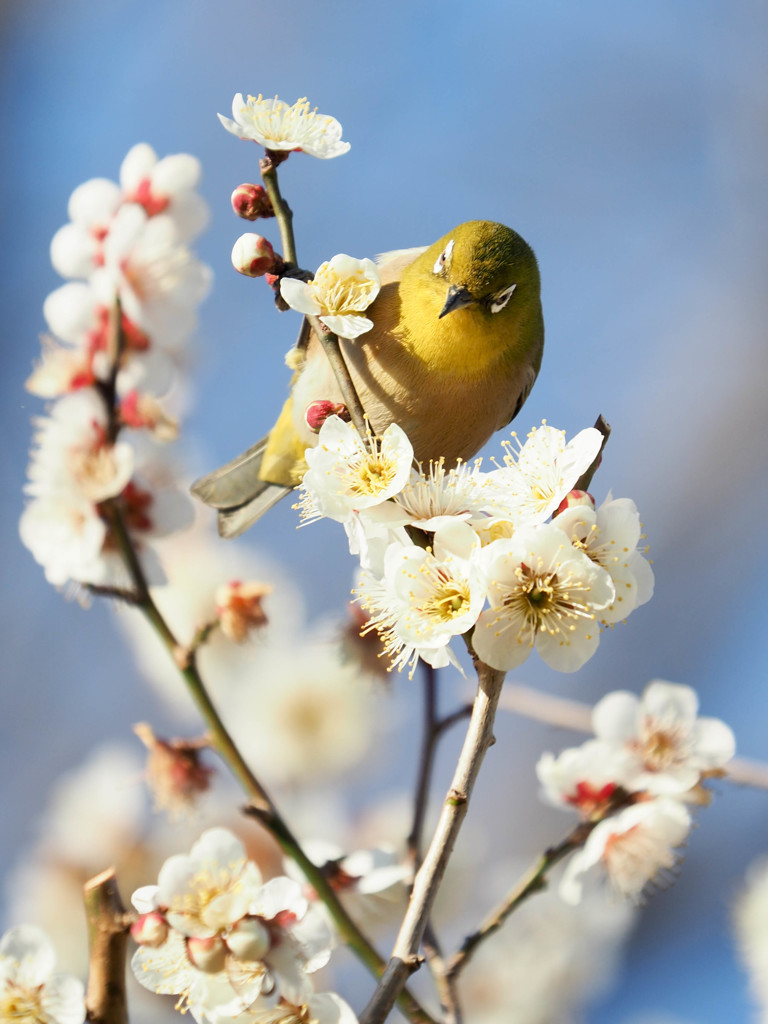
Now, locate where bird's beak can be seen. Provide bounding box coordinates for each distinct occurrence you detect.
[438,284,474,319]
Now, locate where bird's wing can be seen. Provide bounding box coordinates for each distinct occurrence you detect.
[375,246,428,286]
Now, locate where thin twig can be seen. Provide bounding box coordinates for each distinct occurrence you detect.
[308,316,369,439]
[83,869,130,1024]
[360,658,507,1024]
[444,824,592,981]
[260,154,297,266]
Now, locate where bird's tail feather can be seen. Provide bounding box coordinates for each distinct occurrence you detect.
[190,437,293,538]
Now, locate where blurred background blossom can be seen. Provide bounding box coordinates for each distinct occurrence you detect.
[2,1,768,1021]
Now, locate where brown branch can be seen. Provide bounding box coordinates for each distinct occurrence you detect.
[360,658,507,1024]
[83,869,130,1024]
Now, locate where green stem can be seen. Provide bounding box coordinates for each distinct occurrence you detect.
[260,156,297,266]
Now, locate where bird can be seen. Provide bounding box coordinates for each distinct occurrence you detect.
[192,220,544,538]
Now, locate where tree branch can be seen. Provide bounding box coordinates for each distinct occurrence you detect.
[360,658,507,1024]
[83,869,130,1024]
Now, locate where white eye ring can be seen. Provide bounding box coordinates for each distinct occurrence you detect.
[432,238,454,275]
[490,283,516,313]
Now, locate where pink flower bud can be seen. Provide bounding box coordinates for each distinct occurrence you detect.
[231,234,277,278]
[134,723,214,819]
[226,917,271,961]
[555,490,595,516]
[131,912,169,947]
[215,580,273,643]
[305,400,351,433]
[186,936,227,973]
[231,183,274,220]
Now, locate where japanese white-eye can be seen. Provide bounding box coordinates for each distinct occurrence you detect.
[192,220,544,537]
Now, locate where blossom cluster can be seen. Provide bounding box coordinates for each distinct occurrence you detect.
[536,680,736,904]
[20,145,211,588]
[298,415,654,676]
[130,828,357,1024]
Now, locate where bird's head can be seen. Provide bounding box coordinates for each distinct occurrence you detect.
[417,220,540,321]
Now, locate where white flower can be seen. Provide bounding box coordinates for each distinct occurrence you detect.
[141,828,263,938]
[25,390,134,503]
[284,841,409,932]
[218,94,350,159]
[120,142,209,242]
[299,416,413,524]
[485,423,603,526]
[734,857,768,1020]
[280,255,380,339]
[592,680,736,795]
[19,493,107,587]
[536,739,636,817]
[0,925,85,1024]
[391,458,490,532]
[100,204,211,343]
[472,523,615,673]
[356,520,487,676]
[49,177,122,279]
[552,495,654,624]
[559,797,692,905]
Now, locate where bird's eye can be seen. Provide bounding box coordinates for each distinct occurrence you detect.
[490,283,517,313]
[432,239,454,276]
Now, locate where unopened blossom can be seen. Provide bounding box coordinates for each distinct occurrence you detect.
[304,401,349,434]
[356,520,487,676]
[120,142,209,242]
[298,415,413,524]
[552,495,654,624]
[231,184,274,221]
[485,423,603,526]
[559,797,692,905]
[592,680,736,795]
[215,580,273,642]
[472,522,615,673]
[133,722,213,820]
[536,739,635,818]
[280,255,380,339]
[0,925,85,1024]
[219,94,350,159]
[231,234,277,278]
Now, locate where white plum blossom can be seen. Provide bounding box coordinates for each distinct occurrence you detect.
[131,829,334,1021]
[390,457,491,532]
[592,681,736,795]
[559,797,692,905]
[120,142,209,241]
[536,739,635,818]
[0,925,85,1024]
[356,520,488,676]
[280,255,380,339]
[734,857,768,1020]
[472,522,615,673]
[298,415,413,524]
[552,495,654,624]
[49,177,122,279]
[99,204,212,344]
[284,840,410,932]
[219,94,350,159]
[484,423,603,526]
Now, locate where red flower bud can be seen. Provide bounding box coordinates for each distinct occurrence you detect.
[231,183,274,221]
[305,400,351,433]
[555,490,595,516]
[131,912,169,947]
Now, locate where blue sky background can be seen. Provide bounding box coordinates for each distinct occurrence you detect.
[2,1,768,1020]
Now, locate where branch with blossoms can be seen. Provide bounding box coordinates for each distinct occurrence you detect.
[14,89,762,1024]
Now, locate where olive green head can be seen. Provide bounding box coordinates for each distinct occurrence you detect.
[412,220,540,319]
